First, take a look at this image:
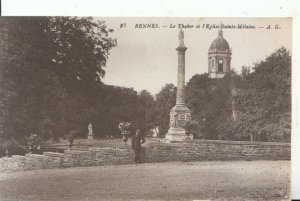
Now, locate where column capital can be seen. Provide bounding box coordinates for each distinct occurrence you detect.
[176,46,187,52]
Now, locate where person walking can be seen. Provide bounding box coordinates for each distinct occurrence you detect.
[131,130,145,163]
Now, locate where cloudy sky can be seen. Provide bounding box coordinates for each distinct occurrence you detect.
[101,17,292,94]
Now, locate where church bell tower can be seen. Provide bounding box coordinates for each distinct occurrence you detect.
[208,25,232,78]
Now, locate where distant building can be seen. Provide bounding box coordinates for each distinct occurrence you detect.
[208,27,232,78]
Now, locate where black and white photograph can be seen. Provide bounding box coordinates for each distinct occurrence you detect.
[0,1,299,200]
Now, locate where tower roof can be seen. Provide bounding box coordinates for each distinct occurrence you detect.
[209,27,230,51]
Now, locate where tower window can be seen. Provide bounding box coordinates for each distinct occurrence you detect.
[212,59,214,66]
[218,59,223,72]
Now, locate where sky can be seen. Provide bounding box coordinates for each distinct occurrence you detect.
[100,17,292,95]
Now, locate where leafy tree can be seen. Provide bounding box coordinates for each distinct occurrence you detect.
[48,17,117,91]
[92,85,142,138]
[241,66,251,78]
[150,84,176,137]
[184,48,290,143]
[0,17,117,143]
[0,17,65,141]
[136,90,155,133]
[47,17,117,139]
[224,47,291,142]
[185,119,203,139]
[185,73,232,139]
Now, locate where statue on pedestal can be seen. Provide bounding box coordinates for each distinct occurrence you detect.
[88,123,93,134]
[164,28,191,142]
[87,123,94,141]
[118,122,132,144]
[178,28,185,47]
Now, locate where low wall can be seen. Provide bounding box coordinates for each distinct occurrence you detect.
[63,147,146,167]
[0,139,290,172]
[0,154,62,172]
[146,139,291,162]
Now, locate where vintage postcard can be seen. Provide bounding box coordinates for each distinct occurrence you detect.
[0,16,294,200]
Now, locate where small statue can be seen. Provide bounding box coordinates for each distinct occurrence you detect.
[87,123,94,141]
[170,113,179,128]
[178,28,185,47]
[178,28,184,40]
[88,123,93,134]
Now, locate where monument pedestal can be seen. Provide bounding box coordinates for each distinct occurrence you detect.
[165,104,191,142]
[165,128,187,142]
[87,133,94,141]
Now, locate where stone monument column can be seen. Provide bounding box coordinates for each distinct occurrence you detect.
[165,29,191,142]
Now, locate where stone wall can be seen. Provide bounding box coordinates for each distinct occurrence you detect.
[0,153,62,172]
[0,139,290,172]
[62,147,146,167]
[146,139,291,162]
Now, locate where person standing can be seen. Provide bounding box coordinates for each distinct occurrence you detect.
[131,130,145,163]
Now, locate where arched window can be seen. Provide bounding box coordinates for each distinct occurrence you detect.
[212,59,214,66]
[218,59,223,72]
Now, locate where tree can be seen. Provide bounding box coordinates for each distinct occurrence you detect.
[185,73,232,139]
[0,17,65,141]
[48,17,117,91]
[151,84,176,137]
[0,17,117,142]
[47,17,117,139]
[224,47,291,142]
[91,85,142,138]
[136,90,155,133]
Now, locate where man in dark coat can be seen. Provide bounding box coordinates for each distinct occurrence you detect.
[131,130,145,163]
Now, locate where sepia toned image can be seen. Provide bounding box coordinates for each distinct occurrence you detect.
[0,17,292,200]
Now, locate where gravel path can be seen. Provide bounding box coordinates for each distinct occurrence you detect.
[0,160,290,201]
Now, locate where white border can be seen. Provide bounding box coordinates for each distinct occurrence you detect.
[1,0,299,17]
[1,0,300,199]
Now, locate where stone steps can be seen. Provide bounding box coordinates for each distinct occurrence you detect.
[43,152,64,158]
[25,153,50,159]
[71,145,90,151]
